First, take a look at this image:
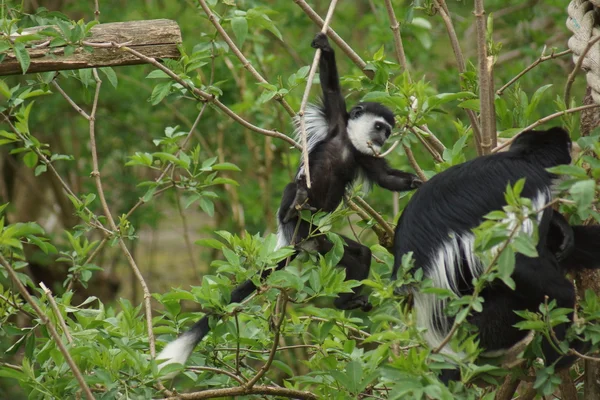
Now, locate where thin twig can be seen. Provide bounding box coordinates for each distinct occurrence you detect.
[383,0,410,80]
[52,81,91,119]
[196,0,295,117]
[420,125,446,154]
[40,282,74,345]
[89,69,156,356]
[377,140,400,158]
[408,126,443,163]
[162,385,317,400]
[497,48,571,95]
[474,0,496,153]
[564,35,600,104]
[174,190,198,276]
[213,344,320,354]
[93,0,100,21]
[402,144,427,182]
[345,199,391,247]
[432,0,483,154]
[293,0,374,79]
[492,103,600,152]
[95,43,300,150]
[188,366,245,384]
[353,196,394,238]
[298,0,339,189]
[0,255,95,400]
[246,291,288,388]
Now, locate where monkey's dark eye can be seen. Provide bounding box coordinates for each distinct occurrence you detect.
[375,123,383,130]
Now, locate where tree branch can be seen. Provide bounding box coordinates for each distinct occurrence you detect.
[492,103,600,152]
[40,282,73,345]
[0,255,95,400]
[564,34,600,104]
[297,0,339,189]
[196,0,295,117]
[474,0,496,153]
[432,0,483,154]
[292,0,374,79]
[497,48,571,96]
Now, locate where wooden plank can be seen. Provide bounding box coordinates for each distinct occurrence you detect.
[0,19,181,76]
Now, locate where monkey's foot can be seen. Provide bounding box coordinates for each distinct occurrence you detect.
[334,295,373,312]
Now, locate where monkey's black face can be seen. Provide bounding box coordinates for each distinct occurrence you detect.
[348,102,395,155]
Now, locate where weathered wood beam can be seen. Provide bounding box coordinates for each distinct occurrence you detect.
[0,19,181,76]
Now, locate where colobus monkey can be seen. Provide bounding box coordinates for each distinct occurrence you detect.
[156,32,421,372]
[392,127,600,382]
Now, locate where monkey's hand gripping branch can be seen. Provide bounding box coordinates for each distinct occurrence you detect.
[282,179,317,223]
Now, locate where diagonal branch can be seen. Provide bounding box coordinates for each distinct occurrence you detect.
[196,0,295,117]
[0,255,95,400]
[297,0,339,189]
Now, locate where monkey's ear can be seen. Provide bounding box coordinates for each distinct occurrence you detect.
[349,105,364,119]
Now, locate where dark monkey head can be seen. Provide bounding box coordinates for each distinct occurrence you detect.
[509,127,572,167]
[347,102,396,155]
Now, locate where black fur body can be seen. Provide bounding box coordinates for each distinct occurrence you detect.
[392,128,600,381]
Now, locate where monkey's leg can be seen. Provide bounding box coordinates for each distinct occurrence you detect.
[315,235,373,312]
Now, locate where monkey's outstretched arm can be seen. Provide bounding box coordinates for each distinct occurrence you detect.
[358,156,422,192]
[311,33,347,129]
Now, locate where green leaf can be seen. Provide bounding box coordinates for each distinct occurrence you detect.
[195,238,224,250]
[13,42,30,74]
[346,360,363,393]
[458,99,480,112]
[0,80,11,99]
[212,162,241,171]
[100,67,118,88]
[150,82,172,105]
[512,234,538,258]
[231,17,248,47]
[146,70,170,79]
[34,164,47,176]
[199,197,214,217]
[23,151,38,168]
[569,179,596,217]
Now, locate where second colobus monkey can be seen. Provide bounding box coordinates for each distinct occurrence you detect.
[156,32,421,372]
[392,127,600,382]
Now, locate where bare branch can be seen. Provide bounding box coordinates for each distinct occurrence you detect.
[188,366,245,384]
[403,144,427,182]
[293,0,374,79]
[474,0,496,153]
[383,0,410,79]
[93,42,300,150]
[0,255,95,400]
[246,291,288,388]
[196,0,295,117]
[432,0,483,154]
[162,385,317,400]
[298,0,339,189]
[84,69,156,356]
[564,34,600,104]
[40,282,73,345]
[497,48,571,96]
[492,103,600,152]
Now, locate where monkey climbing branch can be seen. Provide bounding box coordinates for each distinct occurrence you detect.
[297,0,339,189]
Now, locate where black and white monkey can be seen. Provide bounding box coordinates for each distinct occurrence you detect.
[156,32,421,371]
[392,127,600,382]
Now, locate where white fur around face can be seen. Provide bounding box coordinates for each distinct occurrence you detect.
[347,114,390,155]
